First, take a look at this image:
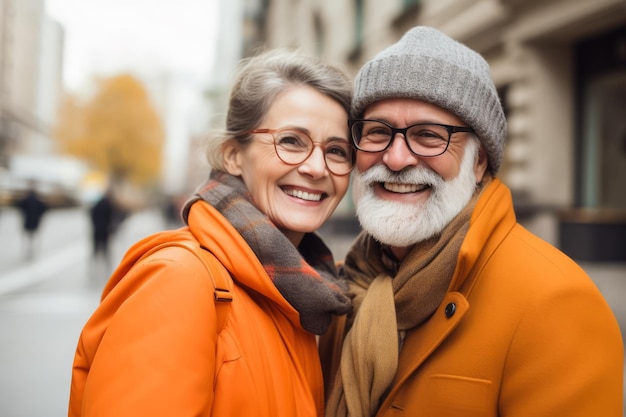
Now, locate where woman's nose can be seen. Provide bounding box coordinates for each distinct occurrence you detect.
[298,146,328,178]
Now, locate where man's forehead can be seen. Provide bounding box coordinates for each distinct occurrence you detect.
[363,98,465,125]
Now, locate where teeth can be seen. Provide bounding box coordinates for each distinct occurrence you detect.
[383,182,420,193]
[285,189,322,201]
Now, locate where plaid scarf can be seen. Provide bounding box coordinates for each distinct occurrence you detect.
[186,170,351,335]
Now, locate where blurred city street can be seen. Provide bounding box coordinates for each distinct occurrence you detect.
[0,206,625,417]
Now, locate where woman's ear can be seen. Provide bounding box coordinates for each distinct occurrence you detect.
[473,143,489,183]
[222,141,243,176]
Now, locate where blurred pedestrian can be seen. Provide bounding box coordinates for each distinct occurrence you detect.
[89,188,123,265]
[162,194,183,228]
[14,180,48,259]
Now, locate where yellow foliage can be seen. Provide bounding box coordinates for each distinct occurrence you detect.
[53,74,165,185]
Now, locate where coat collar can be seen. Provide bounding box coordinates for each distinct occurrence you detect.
[448,178,517,294]
[379,179,517,407]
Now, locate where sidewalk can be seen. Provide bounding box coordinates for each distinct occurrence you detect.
[0,207,168,295]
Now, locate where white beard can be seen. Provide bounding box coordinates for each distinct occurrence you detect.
[352,138,480,247]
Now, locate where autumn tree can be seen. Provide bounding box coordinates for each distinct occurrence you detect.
[54,74,165,186]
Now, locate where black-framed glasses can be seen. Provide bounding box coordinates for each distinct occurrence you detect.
[349,119,474,157]
[249,128,355,176]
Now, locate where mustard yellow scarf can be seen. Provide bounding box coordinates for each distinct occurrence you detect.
[326,182,487,417]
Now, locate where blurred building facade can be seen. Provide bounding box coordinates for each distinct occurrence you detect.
[240,0,626,262]
[181,0,247,194]
[0,0,63,158]
[0,0,65,203]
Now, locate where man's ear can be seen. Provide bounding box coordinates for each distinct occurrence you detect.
[474,144,489,183]
[222,141,243,176]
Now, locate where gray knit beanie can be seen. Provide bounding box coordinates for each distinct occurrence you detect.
[352,26,507,173]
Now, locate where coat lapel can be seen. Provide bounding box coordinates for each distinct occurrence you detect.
[386,291,469,395]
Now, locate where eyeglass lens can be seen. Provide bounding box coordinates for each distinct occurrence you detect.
[351,120,451,156]
[273,129,353,175]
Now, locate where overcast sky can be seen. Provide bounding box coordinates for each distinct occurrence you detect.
[45,0,220,92]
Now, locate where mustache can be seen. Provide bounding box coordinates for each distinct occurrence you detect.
[357,164,444,188]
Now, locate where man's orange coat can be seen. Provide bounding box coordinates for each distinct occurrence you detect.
[320,179,624,416]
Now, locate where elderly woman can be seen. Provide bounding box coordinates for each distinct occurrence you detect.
[69,49,353,417]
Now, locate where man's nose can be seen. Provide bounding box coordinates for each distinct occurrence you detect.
[382,133,420,171]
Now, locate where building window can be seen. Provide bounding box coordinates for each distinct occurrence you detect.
[402,0,420,10]
[575,25,626,210]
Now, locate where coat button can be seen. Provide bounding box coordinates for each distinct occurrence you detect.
[444,302,456,318]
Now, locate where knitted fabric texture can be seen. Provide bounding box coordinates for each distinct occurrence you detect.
[184,170,351,334]
[352,26,507,173]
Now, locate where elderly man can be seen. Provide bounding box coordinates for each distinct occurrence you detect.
[321,26,623,417]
